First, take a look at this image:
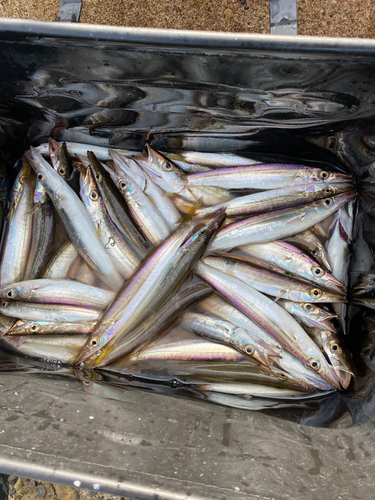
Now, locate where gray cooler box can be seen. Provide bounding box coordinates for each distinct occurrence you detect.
[0,18,374,500]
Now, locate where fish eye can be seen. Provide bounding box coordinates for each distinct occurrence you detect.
[303,303,315,312]
[90,338,99,347]
[163,161,173,171]
[59,168,66,175]
[7,290,13,298]
[324,187,333,195]
[312,266,325,277]
[199,229,206,235]
[309,359,321,371]
[120,181,127,189]
[1,302,6,307]
[311,249,318,256]
[245,345,255,355]
[276,372,287,380]
[37,174,44,181]
[324,198,332,207]
[30,324,39,332]
[310,288,322,299]
[320,171,329,180]
[95,173,102,182]
[330,342,340,352]
[90,190,99,201]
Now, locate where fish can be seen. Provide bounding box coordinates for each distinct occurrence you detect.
[279,300,338,332]
[326,203,353,333]
[307,328,354,390]
[195,260,340,389]
[0,279,114,309]
[209,192,355,251]
[186,165,353,190]
[238,241,347,294]
[194,183,351,219]
[42,242,79,279]
[86,151,148,255]
[95,283,213,367]
[194,382,323,399]
[205,255,345,303]
[79,164,140,279]
[6,319,96,336]
[2,334,87,364]
[0,159,35,286]
[49,139,73,180]
[81,214,225,367]
[109,162,171,244]
[198,295,335,391]
[25,180,55,279]
[284,228,333,272]
[28,147,123,290]
[179,311,282,367]
[162,151,261,168]
[109,150,181,230]
[143,146,234,206]
[0,300,101,323]
[74,220,203,365]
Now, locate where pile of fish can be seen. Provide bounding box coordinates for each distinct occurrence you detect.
[0,138,357,403]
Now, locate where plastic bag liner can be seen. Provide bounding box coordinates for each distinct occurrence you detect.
[1,19,375,499]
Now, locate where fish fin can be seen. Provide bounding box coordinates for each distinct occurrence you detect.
[66,344,83,356]
[273,290,287,303]
[177,201,202,222]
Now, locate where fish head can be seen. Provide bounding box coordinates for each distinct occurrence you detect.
[0,300,15,316]
[0,282,34,301]
[110,150,146,191]
[308,168,354,185]
[74,326,113,366]
[315,191,356,216]
[141,145,186,193]
[28,147,65,196]
[186,210,226,249]
[320,330,354,376]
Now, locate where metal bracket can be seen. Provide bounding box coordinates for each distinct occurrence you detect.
[58,0,82,22]
[270,0,297,36]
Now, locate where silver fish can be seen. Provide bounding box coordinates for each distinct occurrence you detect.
[307,328,353,390]
[87,214,224,368]
[195,183,350,219]
[6,319,96,336]
[86,151,148,255]
[75,220,201,365]
[43,242,79,279]
[0,159,35,286]
[186,165,353,190]
[239,241,347,294]
[2,334,87,364]
[179,311,282,367]
[79,164,140,279]
[195,382,319,399]
[28,147,123,290]
[195,260,339,389]
[109,150,181,231]
[49,138,73,180]
[0,279,114,309]
[198,294,335,391]
[279,300,338,332]
[143,146,234,206]
[0,300,101,323]
[209,192,355,251]
[95,283,213,367]
[326,203,353,333]
[206,255,345,303]
[25,180,55,279]
[284,228,332,272]
[110,163,171,244]
[163,151,261,168]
